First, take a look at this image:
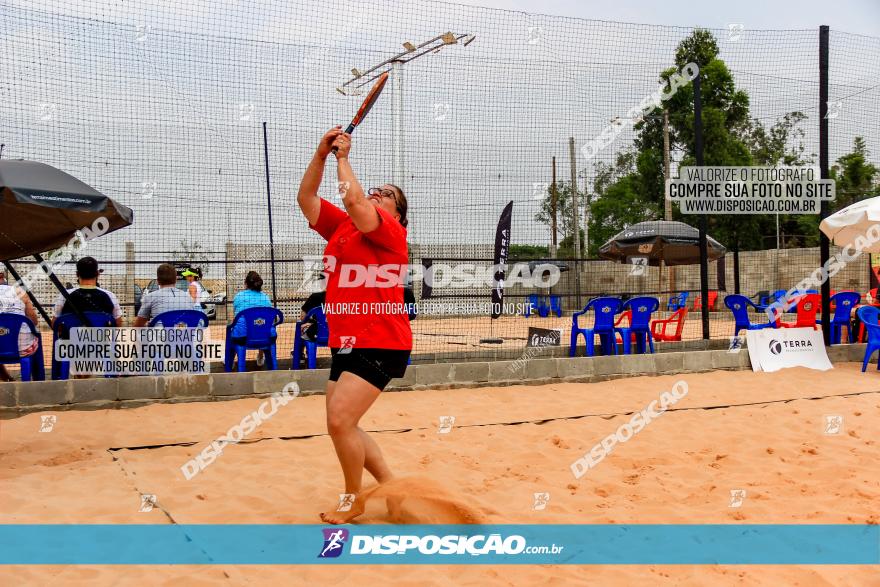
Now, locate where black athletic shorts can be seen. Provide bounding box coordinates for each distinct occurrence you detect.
[329,348,411,390]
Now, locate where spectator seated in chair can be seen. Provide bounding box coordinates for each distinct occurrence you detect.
[52,257,123,329]
[297,274,327,367]
[0,268,41,382]
[231,271,276,367]
[134,263,201,326]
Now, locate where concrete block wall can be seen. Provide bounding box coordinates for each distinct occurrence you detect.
[1,343,868,416]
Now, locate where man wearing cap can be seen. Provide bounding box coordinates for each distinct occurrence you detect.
[52,257,123,327]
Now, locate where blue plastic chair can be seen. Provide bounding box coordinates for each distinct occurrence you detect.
[525,294,551,318]
[615,297,660,354]
[857,306,880,372]
[537,296,550,318]
[753,290,771,311]
[822,291,861,344]
[524,294,537,317]
[754,291,774,312]
[549,295,563,318]
[224,307,284,372]
[570,297,622,357]
[0,314,45,381]
[667,292,689,311]
[51,311,116,380]
[148,309,208,328]
[724,294,777,337]
[291,306,330,370]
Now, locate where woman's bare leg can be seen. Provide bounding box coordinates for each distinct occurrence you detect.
[320,372,388,524]
[325,381,393,484]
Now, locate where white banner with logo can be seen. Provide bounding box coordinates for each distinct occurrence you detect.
[745,327,833,373]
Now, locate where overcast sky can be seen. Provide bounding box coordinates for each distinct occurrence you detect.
[446,0,880,37]
[5,0,878,259]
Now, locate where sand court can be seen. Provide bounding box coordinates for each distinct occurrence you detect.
[1,364,878,584]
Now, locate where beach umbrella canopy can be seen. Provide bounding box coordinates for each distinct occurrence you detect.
[598,220,726,266]
[0,160,133,261]
[819,196,880,252]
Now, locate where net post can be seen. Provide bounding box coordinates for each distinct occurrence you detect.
[693,74,710,341]
[551,156,558,259]
[819,25,831,346]
[262,121,278,308]
[568,137,582,309]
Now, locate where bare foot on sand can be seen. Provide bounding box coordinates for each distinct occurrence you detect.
[319,493,365,525]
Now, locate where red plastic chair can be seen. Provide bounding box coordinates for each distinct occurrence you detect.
[614,309,631,328]
[693,291,719,311]
[778,293,820,329]
[651,308,688,342]
[614,309,634,345]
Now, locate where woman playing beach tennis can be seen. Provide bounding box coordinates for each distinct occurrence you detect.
[297,126,412,524]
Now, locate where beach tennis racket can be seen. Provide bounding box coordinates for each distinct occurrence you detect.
[332,71,389,154]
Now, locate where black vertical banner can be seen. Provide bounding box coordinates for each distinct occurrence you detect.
[491,201,514,319]
[421,258,433,299]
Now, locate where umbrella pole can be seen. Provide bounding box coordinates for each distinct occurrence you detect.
[32,254,92,327]
[3,261,52,327]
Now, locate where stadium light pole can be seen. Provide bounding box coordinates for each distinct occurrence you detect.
[338,32,475,190]
[391,60,405,188]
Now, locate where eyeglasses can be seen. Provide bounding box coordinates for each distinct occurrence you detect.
[368,187,397,201]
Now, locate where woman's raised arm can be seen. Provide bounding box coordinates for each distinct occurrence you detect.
[297,126,343,225]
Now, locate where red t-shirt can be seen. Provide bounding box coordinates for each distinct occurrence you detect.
[309,198,412,351]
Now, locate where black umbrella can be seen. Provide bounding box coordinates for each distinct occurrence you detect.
[0,160,132,259]
[598,220,726,295]
[598,220,725,266]
[0,160,133,325]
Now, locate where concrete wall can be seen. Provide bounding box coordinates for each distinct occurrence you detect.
[1,343,865,415]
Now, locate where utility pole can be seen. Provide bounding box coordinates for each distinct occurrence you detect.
[663,110,671,221]
[551,156,558,258]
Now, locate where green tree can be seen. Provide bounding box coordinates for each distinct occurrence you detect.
[173,239,209,276]
[508,244,550,260]
[534,180,588,257]
[585,28,818,252]
[796,137,880,246]
[744,111,814,248]
[586,151,656,255]
[831,136,879,209]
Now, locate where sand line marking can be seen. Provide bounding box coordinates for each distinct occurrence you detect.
[107,448,239,581]
[107,449,179,525]
[104,388,878,453]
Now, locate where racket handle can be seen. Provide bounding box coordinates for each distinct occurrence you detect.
[331,124,357,154]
